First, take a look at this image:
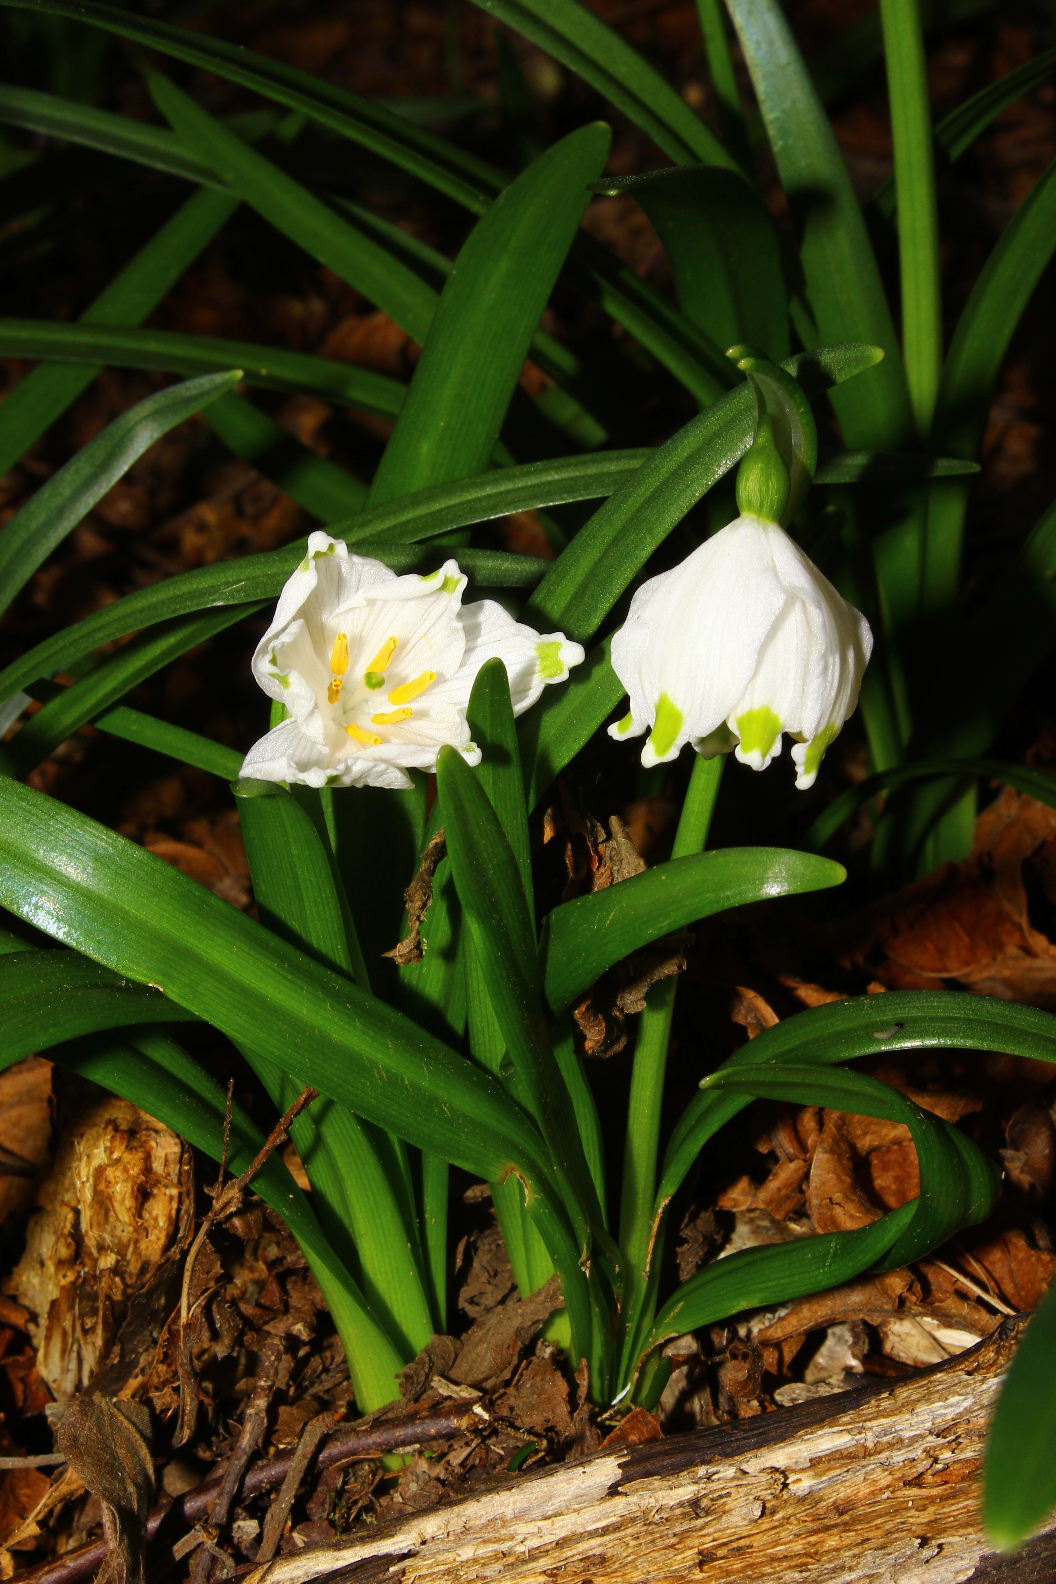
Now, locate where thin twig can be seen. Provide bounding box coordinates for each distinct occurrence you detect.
[11,1402,485,1584]
[174,1085,318,1448]
[256,1410,336,1565]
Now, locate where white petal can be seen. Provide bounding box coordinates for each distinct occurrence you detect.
[610,515,787,762]
[455,598,585,714]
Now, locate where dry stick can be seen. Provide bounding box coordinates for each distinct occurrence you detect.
[256,1411,336,1566]
[187,1333,288,1584]
[11,1402,485,1584]
[174,1084,319,1448]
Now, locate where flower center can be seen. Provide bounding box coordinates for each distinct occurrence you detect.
[326,630,440,749]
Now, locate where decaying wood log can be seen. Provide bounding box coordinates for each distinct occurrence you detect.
[245,1318,1056,1584]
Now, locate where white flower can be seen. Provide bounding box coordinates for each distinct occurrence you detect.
[241,534,584,790]
[608,512,872,790]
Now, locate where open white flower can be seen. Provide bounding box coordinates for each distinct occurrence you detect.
[241,533,585,790]
[609,512,872,790]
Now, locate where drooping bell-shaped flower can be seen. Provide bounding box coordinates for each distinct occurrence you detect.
[608,513,872,790]
[241,533,584,790]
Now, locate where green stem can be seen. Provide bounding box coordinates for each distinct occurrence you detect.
[619,754,724,1277]
[880,0,942,442]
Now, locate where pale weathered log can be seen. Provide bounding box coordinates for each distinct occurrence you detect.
[244,1317,1056,1584]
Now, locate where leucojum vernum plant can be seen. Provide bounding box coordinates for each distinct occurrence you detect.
[1,0,1056,1552]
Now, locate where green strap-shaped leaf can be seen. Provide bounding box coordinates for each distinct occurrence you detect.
[641,1203,917,1360]
[368,122,610,503]
[660,989,1056,1209]
[50,1029,408,1407]
[595,166,789,360]
[0,185,237,476]
[723,0,911,448]
[0,319,406,416]
[470,0,732,169]
[0,452,646,712]
[0,0,500,211]
[148,71,439,344]
[985,1279,1056,1547]
[543,847,845,1013]
[701,1062,997,1268]
[0,368,240,620]
[0,777,547,1187]
[0,948,198,1058]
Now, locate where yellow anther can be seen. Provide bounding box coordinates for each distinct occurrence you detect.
[388,670,437,706]
[326,677,344,704]
[365,635,399,675]
[329,632,350,676]
[371,708,413,725]
[345,722,383,747]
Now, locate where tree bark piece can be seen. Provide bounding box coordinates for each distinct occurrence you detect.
[245,1318,1056,1584]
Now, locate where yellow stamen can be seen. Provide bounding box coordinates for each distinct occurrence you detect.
[371,708,413,725]
[327,631,350,703]
[329,632,350,676]
[365,635,399,675]
[388,670,437,706]
[345,722,383,747]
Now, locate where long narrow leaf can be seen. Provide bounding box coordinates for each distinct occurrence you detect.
[0,186,237,476]
[543,848,845,1013]
[470,0,732,169]
[369,122,609,502]
[0,369,240,620]
[724,0,911,447]
[0,453,646,706]
[0,777,548,1185]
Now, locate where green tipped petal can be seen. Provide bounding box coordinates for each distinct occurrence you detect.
[647,692,685,760]
[735,705,783,768]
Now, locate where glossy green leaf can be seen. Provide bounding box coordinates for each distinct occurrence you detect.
[0,369,240,620]
[0,318,407,416]
[702,1062,997,1269]
[0,82,220,186]
[0,186,237,476]
[0,776,549,1186]
[641,1202,917,1358]
[205,392,368,519]
[595,165,789,359]
[660,989,1056,1210]
[0,948,198,1060]
[526,343,882,642]
[83,704,244,781]
[880,0,941,437]
[0,453,646,707]
[369,122,609,503]
[724,0,911,448]
[470,0,732,169]
[238,789,434,1369]
[985,1281,1056,1547]
[543,847,845,1013]
[807,757,1056,852]
[148,71,438,344]
[0,0,500,212]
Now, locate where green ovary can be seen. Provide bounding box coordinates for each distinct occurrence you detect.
[647,692,684,759]
[736,705,783,763]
